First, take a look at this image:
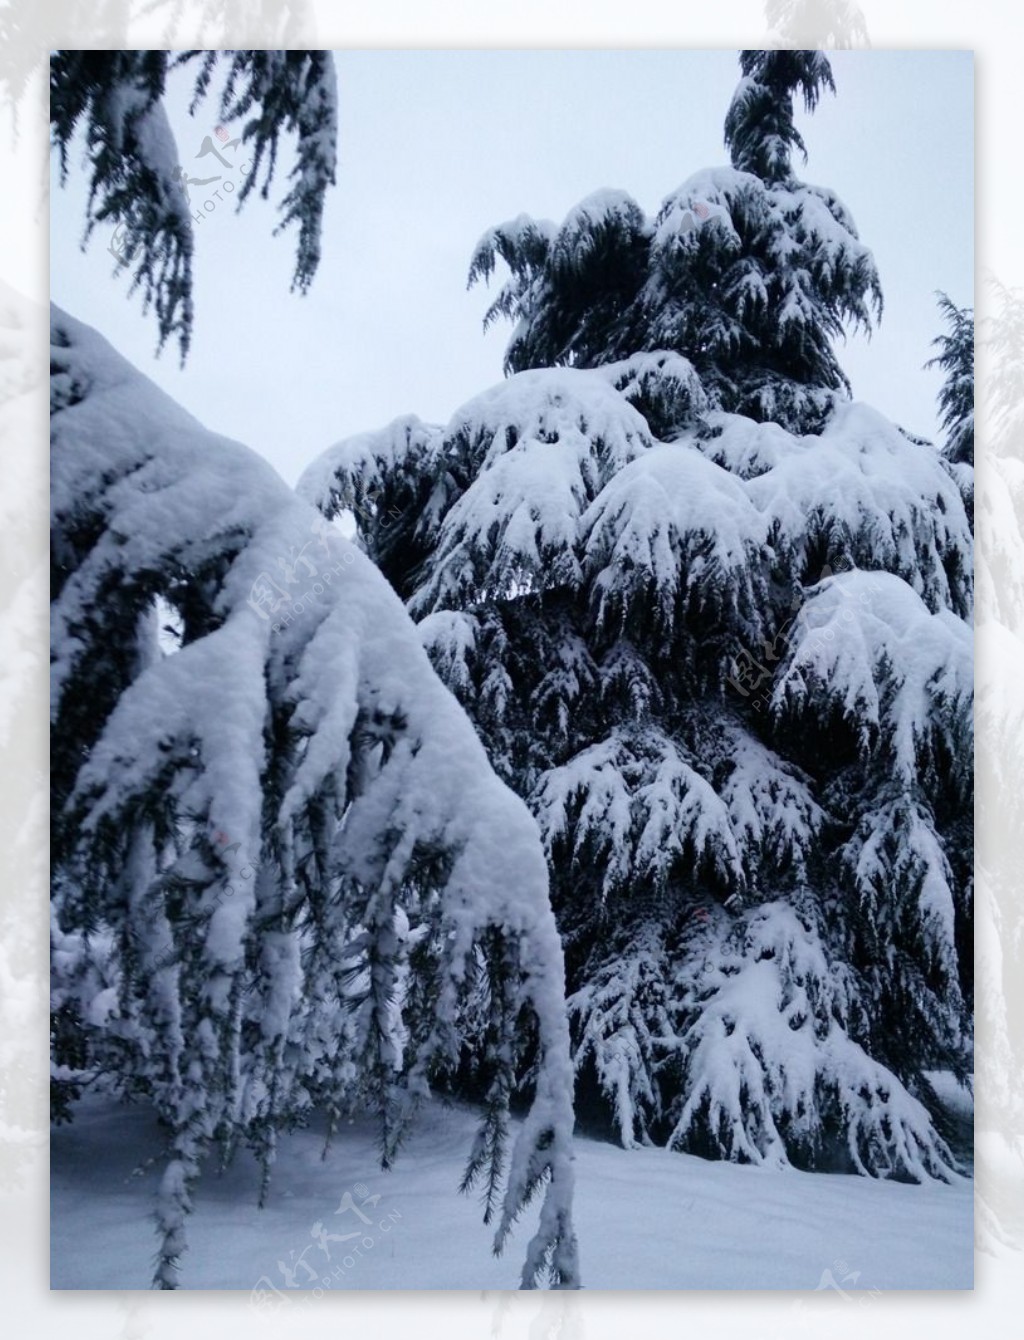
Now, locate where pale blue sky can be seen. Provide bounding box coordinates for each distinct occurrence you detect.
[50,49,973,484]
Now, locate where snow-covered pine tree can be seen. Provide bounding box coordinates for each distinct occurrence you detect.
[50,308,579,1289]
[300,52,973,1180]
[50,49,337,360]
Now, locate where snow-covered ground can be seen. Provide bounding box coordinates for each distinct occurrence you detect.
[51,1093,972,1292]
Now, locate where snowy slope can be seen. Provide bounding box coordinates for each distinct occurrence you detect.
[51,1092,972,1291]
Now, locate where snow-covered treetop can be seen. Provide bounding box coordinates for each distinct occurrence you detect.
[468,55,881,435]
[723,50,836,184]
[467,192,650,377]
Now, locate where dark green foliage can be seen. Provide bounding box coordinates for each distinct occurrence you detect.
[927,291,974,466]
[50,48,337,360]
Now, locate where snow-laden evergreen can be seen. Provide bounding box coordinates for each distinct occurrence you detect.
[299,53,973,1183]
[50,53,195,357]
[50,50,337,359]
[50,309,579,1289]
[299,364,972,1177]
[927,291,974,468]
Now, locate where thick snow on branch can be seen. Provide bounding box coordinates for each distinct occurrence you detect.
[297,413,442,517]
[719,728,825,884]
[533,730,743,900]
[670,903,961,1182]
[582,437,767,645]
[743,401,972,617]
[400,369,654,615]
[567,922,667,1148]
[51,307,579,1288]
[771,569,972,789]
